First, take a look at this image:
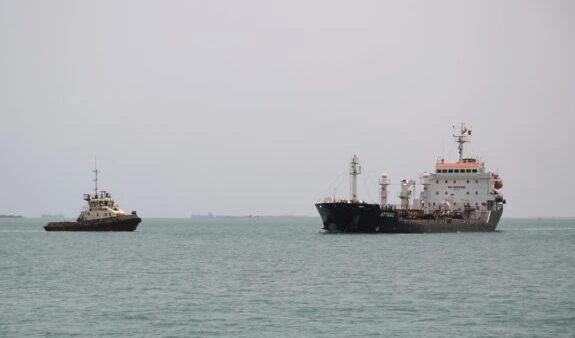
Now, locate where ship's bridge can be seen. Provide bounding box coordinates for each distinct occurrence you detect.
[434,158,484,174]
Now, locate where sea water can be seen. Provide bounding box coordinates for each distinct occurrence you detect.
[1,217,573,337]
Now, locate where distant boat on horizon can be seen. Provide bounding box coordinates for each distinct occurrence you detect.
[0,214,23,219]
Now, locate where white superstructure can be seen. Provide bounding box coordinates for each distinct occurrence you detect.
[76,164,131,221]
[415,123,504,214]
[79,191,128,221]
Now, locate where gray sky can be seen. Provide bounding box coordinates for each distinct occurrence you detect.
[1,0,574,218]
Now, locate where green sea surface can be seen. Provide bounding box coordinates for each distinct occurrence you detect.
[1,217,574,337]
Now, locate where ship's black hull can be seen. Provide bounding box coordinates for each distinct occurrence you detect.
[44,215,141,231]
[316,202,502,233]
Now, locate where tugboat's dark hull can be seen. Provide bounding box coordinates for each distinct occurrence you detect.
[316,202,502,233]
[44,215,141,231]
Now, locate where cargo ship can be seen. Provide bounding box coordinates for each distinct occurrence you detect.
[315,123,505,233]
[44,165,141,231]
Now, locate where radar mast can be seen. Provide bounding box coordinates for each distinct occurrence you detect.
[453,123,472,162]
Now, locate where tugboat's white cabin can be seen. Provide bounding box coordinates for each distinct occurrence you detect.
[79,191,127,221]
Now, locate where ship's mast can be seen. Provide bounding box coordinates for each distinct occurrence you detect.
[349,155,361,202]
[453,122,471,162]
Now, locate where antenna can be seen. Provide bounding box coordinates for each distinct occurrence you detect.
[93,156,99,197]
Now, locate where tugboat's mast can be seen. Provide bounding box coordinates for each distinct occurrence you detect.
[93,157,99,197]
[453,122,472,162]
[349,155,361,202]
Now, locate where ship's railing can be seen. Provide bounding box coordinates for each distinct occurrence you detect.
[401,218,485,225]
[400,211,491,225]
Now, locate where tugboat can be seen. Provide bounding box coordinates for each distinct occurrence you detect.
[315,123,506,233]
[44,165,141,231]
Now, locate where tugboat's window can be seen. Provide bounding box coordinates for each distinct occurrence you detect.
[448,169,453,173]
[436,192,439,195]
[445,180,448,183]
[466,169,471,173]
[453,180,456,183]
[467,191,470,195]
[445,192,448,195]
[475,180,478,183]
[436,169,440,173]
[436,180,439,184]
[475,191,478,195]
[467,180,470,183]
[454,169,460,173]
[472,169,478,173]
